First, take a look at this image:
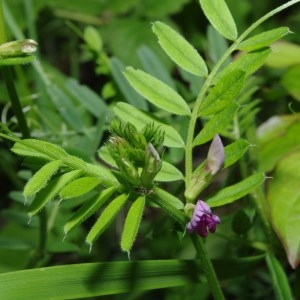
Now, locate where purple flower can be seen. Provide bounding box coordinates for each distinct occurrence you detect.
[187,200,220,237]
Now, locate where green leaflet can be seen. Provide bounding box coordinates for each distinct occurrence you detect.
[28,170,82,217]
[64,186,116,235]
[59,177,101,200]
[224,139,250,168]
[214,48,271,84]
[83,26,103,52]
[199,0,237,41]
[155,161,184,182]
[152,21,207,77]
[207,172,265,207]
[199,70,245,116]
[113,102,185,148]
[0,257,264,299]
[266,254,294,299]
[237,27,290,52]
[24,160,63,199]
[124,67,191,116]
[193,103,238,146]
[11,139,68,160]
[86,193,129,247]
[121,196,146,253]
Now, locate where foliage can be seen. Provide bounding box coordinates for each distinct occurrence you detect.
[1,0,300,299]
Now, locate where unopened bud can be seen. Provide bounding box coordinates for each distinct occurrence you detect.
[140,143,162,187]
[205,134,225,176]
[0,39,38,57]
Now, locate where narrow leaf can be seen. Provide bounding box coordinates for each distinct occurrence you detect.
[266,254,294,300]
[199,0,237,41]
[11,139,67,160]
[214,48,271,84]
[110,57,148,110]
[113,102,185,148]
[86,193,128,247]
[64,187,116,235]
[155,161,184,182]
[121,196,145,253]
[59,177,101,200]
[152,21,208,77]
[28,170,82,217]
[124,67,191,116]
[24,160,62,198]
[193,103,238,146]
[237,27,290,52]
[0,258,263,299]
[199,70,245,116]
[207,172,265,207]
[224,139,250,168]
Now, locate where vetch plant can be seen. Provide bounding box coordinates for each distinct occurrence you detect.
[1,0,300,299]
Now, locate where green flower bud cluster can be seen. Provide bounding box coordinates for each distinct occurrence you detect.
[107,119,164,194]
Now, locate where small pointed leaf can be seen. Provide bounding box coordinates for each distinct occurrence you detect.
[60,177,101,200]
[86,193,128,247]
[24,160,62,198]
[199,0,237,41]
[152,21,207,77]
[64,187,116,235]
[207,172,265,207]
[224,139,250,168]
[124,67,191,116]
[214,48,271,84]
[121,196,145,253]
[193,103,238,146]
[28,170,82,217]
[199,70,245,116]
[237,27,290,52]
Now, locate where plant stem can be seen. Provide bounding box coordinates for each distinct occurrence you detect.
[191,234,225,300]
[0,0,7,44]
[2,67,30,138]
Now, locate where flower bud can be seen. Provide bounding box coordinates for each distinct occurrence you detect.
[140,143,162,187]
[118,158,140,185]
[205,134,225,176]
[0,39,38,57]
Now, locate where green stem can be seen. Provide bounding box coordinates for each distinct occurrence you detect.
[2,67,30,138]
[191,234,225,300]
[0,0,7,43]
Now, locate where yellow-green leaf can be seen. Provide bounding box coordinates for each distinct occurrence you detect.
[237,27,290,52]
[121,196,145,253]
[152,21,207,77]
[199,0,237,41]
[124,67,191,116]
[86,194,128,247]
[60,177,101,200]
